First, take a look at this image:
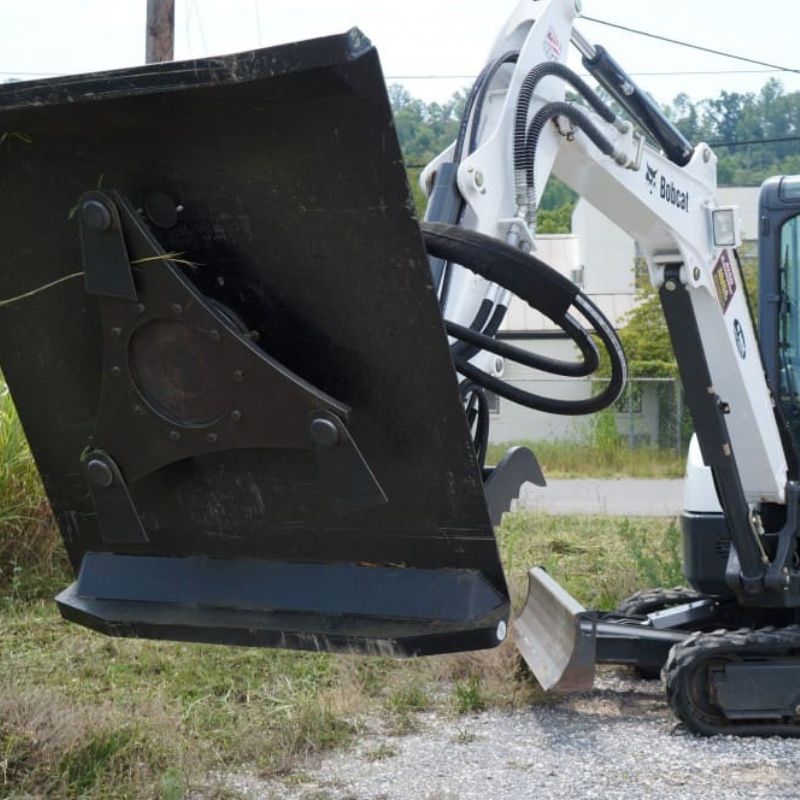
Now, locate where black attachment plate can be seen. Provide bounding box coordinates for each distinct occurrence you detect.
[0,31,509,655]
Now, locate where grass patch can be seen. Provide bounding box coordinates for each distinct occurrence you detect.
[487,439,685,479]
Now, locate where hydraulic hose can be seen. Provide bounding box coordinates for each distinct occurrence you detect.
[443,50,519,313]
[523,101,622,225]
[422,222,627,415]
[513,62,617,214]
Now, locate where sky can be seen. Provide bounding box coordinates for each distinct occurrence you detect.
[1,0,799,107]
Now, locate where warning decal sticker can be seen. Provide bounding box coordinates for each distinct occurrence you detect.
[712,249,737,313]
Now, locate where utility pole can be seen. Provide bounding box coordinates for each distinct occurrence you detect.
[146,0,175,64]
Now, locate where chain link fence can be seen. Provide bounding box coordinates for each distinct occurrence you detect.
[488,376,691,456]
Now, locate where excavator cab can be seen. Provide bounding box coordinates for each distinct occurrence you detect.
[0,31,535,656]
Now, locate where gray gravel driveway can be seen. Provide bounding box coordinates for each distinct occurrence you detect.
[516,479,684,517]
[231,671,800,800]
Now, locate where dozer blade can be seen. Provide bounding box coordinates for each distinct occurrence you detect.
[515,567,597,692]
[0,31,511,656]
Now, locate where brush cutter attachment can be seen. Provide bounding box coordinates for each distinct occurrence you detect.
[0,31,518,656]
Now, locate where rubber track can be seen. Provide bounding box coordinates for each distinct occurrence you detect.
[664,625,800,736]
[616,587,703,617]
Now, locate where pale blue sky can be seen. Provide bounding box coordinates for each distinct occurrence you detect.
[1,1,798,105]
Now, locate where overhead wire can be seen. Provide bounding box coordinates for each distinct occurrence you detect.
[581,16,800,75]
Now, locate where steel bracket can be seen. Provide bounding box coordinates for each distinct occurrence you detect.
[77,190,386,542]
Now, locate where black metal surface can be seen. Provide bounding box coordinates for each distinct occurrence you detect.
[84,450,149,544]
[57,553,507,656]
[659,266,767,594]
[0,31,509,654]
[682,512,733,595]
[590,617,688,670]
[712,662,800,719]
[582,45,693,167]
[483,446,545,527]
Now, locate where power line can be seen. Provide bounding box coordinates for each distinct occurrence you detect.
[387,68,784,81]
[582,16,800,75]
[710,134,800,148]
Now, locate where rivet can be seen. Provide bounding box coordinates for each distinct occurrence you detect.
[230,410,243,423]
[136,303,146,315]
[308,417,339,448]
[474,171,485,188]
[693,267,701,281]
[209,329,221,342]
[111,327,122,338]
[111,365,122,377]
[496,620,507,642]
[665,280,677,292]
[133,404,145,416]
[233,370,244,383]
[169,430,181,442]
[206,432,218,444]
[171,303,183,315]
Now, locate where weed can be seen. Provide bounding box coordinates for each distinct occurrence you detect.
[450,728,477,744]
[363,743,397,761]
[386,684,429,715]
[452,676,485,714]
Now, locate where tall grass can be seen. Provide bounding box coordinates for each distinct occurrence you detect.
[0,385,63,601]
[487,439,685,478]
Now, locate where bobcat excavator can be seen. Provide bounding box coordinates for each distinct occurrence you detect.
[2,0,800,736]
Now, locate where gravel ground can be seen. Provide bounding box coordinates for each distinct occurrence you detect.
[231,670,800,800]
[516,479,684,517]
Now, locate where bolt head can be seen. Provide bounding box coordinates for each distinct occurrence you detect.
[474,171,485,188]
[111,365,122,377]
[171,303,183,315]
[693,267,701,282]
[309,417,340,448]
[230,410,243,423]
[81,199,112,232]
[206,432,219,444]
[233,370,244,383]
[496,620,508,642]
[86,458,114,488]
[665,280,677,292]
[169,430,181,443]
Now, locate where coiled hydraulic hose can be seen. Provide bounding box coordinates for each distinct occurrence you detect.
[422,222,627,416]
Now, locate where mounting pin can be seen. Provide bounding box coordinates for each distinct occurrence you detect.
[86,458,114,488]
[308,416,339,448]
[81,200,112,232]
